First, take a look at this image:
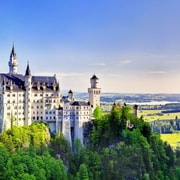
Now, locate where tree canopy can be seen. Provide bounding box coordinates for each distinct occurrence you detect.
[0,106,179,179]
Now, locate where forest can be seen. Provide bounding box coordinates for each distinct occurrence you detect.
[0,105,180,180]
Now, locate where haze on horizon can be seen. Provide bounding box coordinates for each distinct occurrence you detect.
[0,1,180,94]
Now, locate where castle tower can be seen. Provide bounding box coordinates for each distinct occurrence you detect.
[8,44,18,74]
[88,75,101,112]
[133,104,138,117]
[24,63,32,126]
[68,89,73,101]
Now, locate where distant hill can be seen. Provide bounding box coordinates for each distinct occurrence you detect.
[71,92,180,104]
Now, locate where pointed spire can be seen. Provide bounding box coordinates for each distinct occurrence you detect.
[25,61,31,76]
[91,74,98,80]
[68,89,73,94]
[10,43,16,57]
[9,43,18,74]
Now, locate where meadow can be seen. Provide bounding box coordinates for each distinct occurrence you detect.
[161,133,180,149]
[138,109,180,148]
[138,109,180,122]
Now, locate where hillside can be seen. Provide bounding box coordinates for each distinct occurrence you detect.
[0,107,180,179]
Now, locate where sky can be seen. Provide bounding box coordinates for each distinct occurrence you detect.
[0,0,180,93]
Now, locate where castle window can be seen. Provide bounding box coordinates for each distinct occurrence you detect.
[54,116,56,120]
[13,94,15,97]
[34,94,37,97]
[40,94,43,96]
[7,94,10,97]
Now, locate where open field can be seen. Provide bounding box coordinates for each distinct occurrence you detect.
[161,133,180,149]
[138,110,180,122]
[137,109,180,148]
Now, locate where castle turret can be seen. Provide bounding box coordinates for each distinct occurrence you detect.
[68,89,73,101]
[8,44,18,74]
[24,63,32,126]
[133,104,138,117]
[88,75,101,112]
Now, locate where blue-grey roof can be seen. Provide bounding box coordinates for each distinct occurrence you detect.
[91,75,98,80]
[0,73,59,91]
[32,76,56,83]
[0,73,25,91]
[71,101,90,106]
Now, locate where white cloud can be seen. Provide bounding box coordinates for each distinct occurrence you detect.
[88,63,106,67]
[34,72,86,77]
[148,71,167,75]
[119,60,132,64]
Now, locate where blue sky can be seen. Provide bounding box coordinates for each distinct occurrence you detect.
[0,0,180,93]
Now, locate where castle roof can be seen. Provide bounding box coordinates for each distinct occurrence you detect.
[71,101,90,106]
[91,75,98,80]
[0,73,59,91]
[68,89,73,94]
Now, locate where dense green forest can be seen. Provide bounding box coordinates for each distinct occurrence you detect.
[0,105,180,179]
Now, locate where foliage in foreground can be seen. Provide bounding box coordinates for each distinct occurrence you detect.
[0,106,180,179]
[0,143,67,180]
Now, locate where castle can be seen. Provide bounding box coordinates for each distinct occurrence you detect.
[0,45,101,145]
